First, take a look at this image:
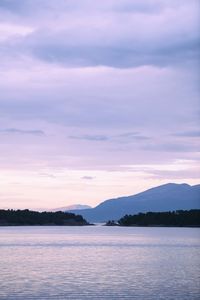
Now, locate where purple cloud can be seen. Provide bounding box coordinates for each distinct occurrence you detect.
[0,0,199,208]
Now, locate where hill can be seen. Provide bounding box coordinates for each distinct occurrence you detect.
[70,183,200,222]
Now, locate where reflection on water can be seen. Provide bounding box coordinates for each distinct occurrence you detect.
[0,226,199,299]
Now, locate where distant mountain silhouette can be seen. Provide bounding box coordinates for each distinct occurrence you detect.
[70,183,200,222]
[50,204,92,212]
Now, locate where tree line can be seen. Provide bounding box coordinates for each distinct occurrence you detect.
[0,209,89,226]
[118,210,200,227]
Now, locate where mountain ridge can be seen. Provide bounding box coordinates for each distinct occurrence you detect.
[69,183,200,222]
[50,204,92,212]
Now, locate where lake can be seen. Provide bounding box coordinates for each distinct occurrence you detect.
[0,226,199,299]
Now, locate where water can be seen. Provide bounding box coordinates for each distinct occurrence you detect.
[0,226,199,300]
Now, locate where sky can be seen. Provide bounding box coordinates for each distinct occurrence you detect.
[0,0,199,210]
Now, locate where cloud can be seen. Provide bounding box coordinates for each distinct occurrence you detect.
[0,1,199,68]
[142,142,199,153]
[0,0,191,15]
[81,176,94,180]
[69,134,108,141]
[173,130,200,137]
[0,128,45,136]
[0,1,199,210]
[38,172,56,178]
[147,169,200,180]
[116,132,150,141]
[68,132,150,143]
[0,23,34,42]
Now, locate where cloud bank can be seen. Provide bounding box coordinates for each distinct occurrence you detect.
[0,0,199,208]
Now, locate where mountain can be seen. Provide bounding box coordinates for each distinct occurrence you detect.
[64,204,92,211]
[70,183,200,222]
[50,204,92,212]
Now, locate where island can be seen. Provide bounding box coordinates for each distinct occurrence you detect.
[0,209,90,226]
[106,210,200,227]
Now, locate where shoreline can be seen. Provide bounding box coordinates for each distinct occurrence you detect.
[0,224,199,228]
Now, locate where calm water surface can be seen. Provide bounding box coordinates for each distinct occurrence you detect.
[0,226,199,300]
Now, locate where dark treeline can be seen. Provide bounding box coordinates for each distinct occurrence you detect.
[118,210,200,227]
[0,209,89,226]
